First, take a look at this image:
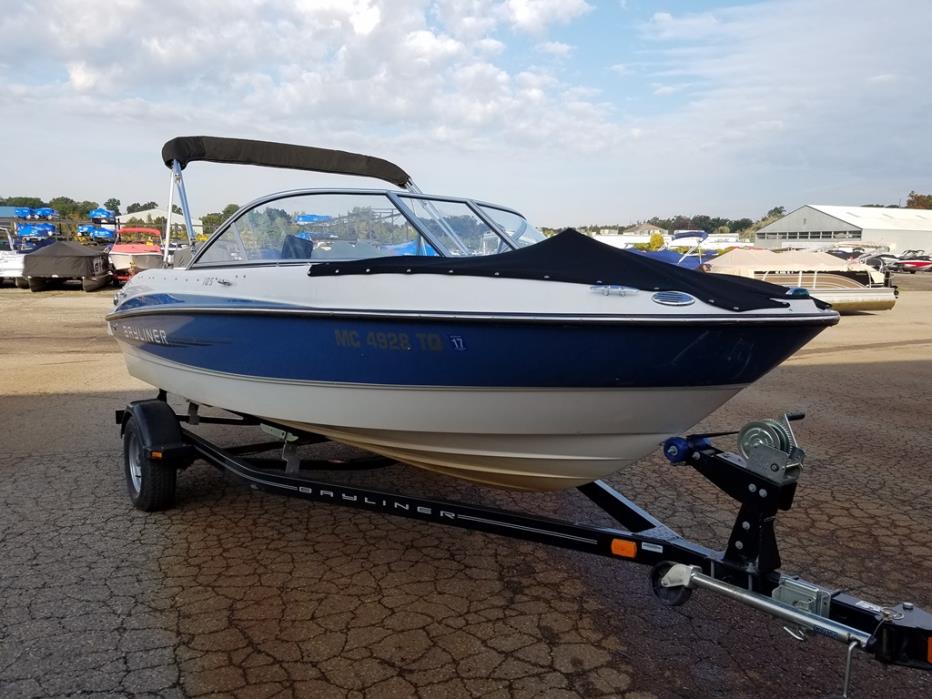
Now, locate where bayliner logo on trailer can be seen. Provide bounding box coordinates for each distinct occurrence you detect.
[295,483,457,520]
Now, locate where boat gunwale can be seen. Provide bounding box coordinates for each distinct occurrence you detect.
[107,304,840,327]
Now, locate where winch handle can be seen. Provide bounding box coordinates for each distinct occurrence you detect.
[785,412,806,422]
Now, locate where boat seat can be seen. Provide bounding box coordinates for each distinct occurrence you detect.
[281,235,315,260]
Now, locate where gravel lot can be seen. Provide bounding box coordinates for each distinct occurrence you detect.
[0,273,930,698]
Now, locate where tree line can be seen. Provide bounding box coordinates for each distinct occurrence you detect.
[5,190,931,236]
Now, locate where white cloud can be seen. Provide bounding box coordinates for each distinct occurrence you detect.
[536,41,573,57]
[505,0,592,33]
[0,0,616,153]
[475,37,506,55]
[610,63,630,76]
[644,10,722,41]
[620,0,932,213]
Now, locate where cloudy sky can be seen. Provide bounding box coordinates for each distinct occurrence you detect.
[1,0,929,225]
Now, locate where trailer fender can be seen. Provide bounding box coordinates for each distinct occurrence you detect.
[117,400,194,468]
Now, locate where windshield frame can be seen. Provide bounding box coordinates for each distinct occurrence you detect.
[189,188,526,268]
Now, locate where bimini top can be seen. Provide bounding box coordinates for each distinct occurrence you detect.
[161,136,412,188]
[309,229,825,312]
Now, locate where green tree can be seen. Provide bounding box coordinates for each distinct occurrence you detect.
[905,191,932,209]
[200,204,240,236]
[1,196,46,208]
[104,198,121,216]
[766,206,786,219]
[126,201,159,214]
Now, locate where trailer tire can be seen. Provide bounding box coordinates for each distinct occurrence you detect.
[123,416,177,511]
[15,277,29,289]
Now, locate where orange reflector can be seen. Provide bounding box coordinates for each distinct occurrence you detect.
[150,451,163,459]
[611,539,637,558]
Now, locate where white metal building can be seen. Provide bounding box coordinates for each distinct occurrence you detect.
[755,205,932,252]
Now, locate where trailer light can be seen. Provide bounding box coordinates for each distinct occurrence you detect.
[150,450,163,459]
[927,636,931,665]
[611,539,637,558]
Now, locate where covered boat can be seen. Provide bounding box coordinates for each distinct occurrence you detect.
[76,224,117,243]
[24,240,111,292]
[705,247,897,312]
[106,137,839,491]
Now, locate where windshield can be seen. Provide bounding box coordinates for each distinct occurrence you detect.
[398,196,504,256]
[192,191,537,266]
[478,205,545,247]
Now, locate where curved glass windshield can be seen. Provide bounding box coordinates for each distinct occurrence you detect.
[478,205,546,247]
[193,191,539,266]
[399,196,501,256]
[196,193,437,265]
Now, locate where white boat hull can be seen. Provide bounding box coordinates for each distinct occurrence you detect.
[123,345,744,490]
[109,252,163,274]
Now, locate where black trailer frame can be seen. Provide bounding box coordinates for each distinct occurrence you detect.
[115,396,931,696]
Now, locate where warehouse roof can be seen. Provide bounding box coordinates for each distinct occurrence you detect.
[808,205,932,231]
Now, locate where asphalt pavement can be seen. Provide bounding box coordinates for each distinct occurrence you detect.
[0,273,930,698]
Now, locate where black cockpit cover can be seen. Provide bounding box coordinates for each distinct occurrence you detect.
[161,136,411,188]
[23,241,108,277]
[309,229,824,312]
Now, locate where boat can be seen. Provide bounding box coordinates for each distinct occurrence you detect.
[17,222,56,239]
[23,240,111,292]
[106,136,839,491]
[76,224,117,244]
[887,250,932,273]
[0,228,31,288]
[1,228,56,288]
[88,207,116,223]
[705,247,897,312]
[108,227,163,284]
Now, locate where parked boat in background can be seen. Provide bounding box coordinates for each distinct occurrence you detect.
[17,222,57,239]
[88,207,116,223]
[886,250,932,274]
[705,248,896,312]
[23,240,111,292]
[108,227,163,284]
[628,231,716,269]
[76,224,117,244]
[0,228,32,288]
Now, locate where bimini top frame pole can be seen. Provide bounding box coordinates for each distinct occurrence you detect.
[162,161,198,264]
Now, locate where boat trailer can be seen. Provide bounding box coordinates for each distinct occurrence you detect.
[116,396,931,697]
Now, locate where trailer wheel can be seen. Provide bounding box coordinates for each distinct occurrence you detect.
[15,277,29,289]
[123,416,176,511]
[650,562,693,606]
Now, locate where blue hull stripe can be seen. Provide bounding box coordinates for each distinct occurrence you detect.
[109,311,822,388]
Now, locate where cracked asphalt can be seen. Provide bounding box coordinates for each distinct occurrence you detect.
[1,274,930,698]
